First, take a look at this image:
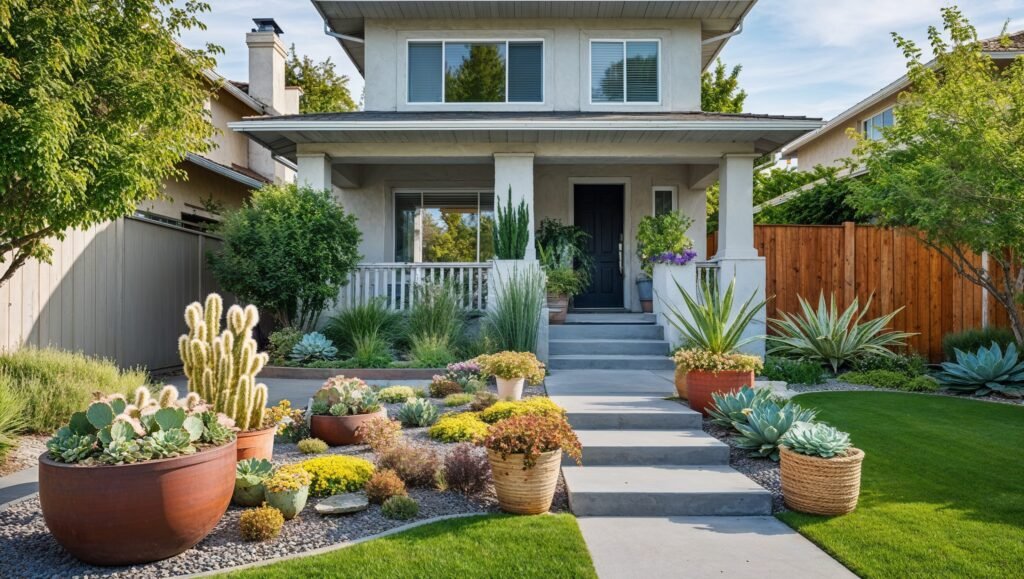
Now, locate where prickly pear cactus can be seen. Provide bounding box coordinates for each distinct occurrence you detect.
[178,293,269,431]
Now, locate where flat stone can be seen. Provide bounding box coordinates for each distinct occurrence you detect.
[315,492,369,515]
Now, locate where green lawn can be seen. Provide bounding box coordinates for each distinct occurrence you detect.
[780,391,1024,578]
[225,514,596,578]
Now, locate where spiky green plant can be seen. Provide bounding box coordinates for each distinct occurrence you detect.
[323,298,404,355]
[768,293,915,373]
[493,187,530,259]
[936,342,1024,398]
[781,422,852,458]
[732,401,818,461]
[664,276,766,354]
[0,376,25,461]
[706,386,774,429]
[484,265,546,353]
[397,398,440,427]
[408,282,464,346]
[179,294,269,432]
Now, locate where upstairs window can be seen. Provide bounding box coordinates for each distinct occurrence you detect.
[407,41,543,104]
[591,40,660,104]
[862,107,894,140]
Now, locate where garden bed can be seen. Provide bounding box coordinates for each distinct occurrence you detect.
[260,366,443,381]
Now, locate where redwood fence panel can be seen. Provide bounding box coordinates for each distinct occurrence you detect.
[708,223,1010,362]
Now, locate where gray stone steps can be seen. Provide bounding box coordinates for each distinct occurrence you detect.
[564,313,656,325]
[552,395,703,430]
[550,324,665,340]
[548,354,675,371]
[572,429,729,466]
[562,465,773,517]
[549,339,670,356]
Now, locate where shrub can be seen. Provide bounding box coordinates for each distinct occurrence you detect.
[732,401,817,461]
[290,332,338,363]
[349,331,393,368]
[396,398,440,427]
[356,416,403,452]
[851,353,927,377]
[476,351,545,384]
[768,293,914,373]
[838,370,912,390]
[408,282,464,347]
[543,266,586,297]
[267,327,303,365]
[483,414,582,468]
[444,393,473,407]
[364,469,408,505]
[942,327,1018,361]
[479,397,565,424]
[707,386,775,429]
[0,348,147,433]
[635,211,694,276]
[381,495,419,520]
[378,386,417,404]
[935,342,1024,398]
[442,443,491,495]
[905,375,940,392]
[239,505,285,541]
[297,438,328,454]
[323,298,404,356]
[376,443,442,487]
[780,422,852,458]
[429,376,464,398]
[470,391,499,411]
[0,376,25,461]
[484,266,546,352]
[673,349,764,374]
[410,333,458,368]
[761,357,825,385]
[297,456,375,497]
[428,412,490,443]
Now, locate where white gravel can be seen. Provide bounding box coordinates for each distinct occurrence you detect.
[0,434,47,477]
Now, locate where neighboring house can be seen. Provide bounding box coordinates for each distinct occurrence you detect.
[782,30,1024,171]
[232,0,821,355]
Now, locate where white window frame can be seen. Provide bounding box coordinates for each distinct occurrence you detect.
[406,39,545,105]
[588,38,662,106]
[861,107,894,141]
[651,185,677,216]
[391,188,496,263]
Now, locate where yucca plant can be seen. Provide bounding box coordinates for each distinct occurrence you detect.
[768,293,915,373]
[664,276,766,354]
[935,342,1024,398]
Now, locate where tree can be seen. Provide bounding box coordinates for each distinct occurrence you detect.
[707,165,841,232]
[847,8,1024,341]
[208,184,362,330]
[424,211,478,262]
[701,59,747,113]
[285,45,358,113]
[445,44,506,102]
[757,166,860,226]
[0,0,218,286]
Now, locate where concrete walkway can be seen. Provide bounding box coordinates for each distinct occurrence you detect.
[0,467,37,507]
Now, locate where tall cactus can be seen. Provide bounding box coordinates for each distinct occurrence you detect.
[178,294,269,431]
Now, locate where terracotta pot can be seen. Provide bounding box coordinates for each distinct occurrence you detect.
[38,440,236,566]
[310,408,387,446]
[780,446,865,516]
[547,294,569,325]
[496,376,526,400]
[487,449,561,515]
[686,369,755,415]
[674,368,688,399]
[640,299,653,313]
[236,425,275,461]
[265,485,309,520]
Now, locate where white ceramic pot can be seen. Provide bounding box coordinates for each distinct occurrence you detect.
[496,376,526,400]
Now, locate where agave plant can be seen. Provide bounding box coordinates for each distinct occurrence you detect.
[732,401,818,461]
[768,293,915,373]
[781,422,852,458]
[935,342,1024,398]
[664,276,767,354]
[706,386,774,429]
[290,332,338,363]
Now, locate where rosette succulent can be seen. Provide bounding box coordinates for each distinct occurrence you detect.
[313,376,381,415]
[290,332,338,363]
[935,342,1024,398]
[732,401,817,461]
[780,422,852,458]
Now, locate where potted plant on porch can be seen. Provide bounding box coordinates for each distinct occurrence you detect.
[665,276,766,415]
[309,376,386,445]
[536,218,593,324]
[779,422,865,515]
[477,351,546,400]
[542,265,586,324]
[636,212,694,313]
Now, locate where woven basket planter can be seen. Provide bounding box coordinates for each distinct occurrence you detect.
[779,445,865,516]
[487,449,562,515]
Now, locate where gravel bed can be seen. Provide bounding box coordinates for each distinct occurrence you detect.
[0,434,48,477]
[702,419,786,513]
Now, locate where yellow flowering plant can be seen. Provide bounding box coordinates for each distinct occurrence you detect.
[475,351,545,384]
[264,465,313,493]
[672,349,763,374]
[297,455,375,497]
[479,397,565,424]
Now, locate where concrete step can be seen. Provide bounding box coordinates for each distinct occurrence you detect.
[550,324,665,340]
[548,354,675,371]
[564,313,656,325]
[552,395,702,430]
[563,465,773,517]
[549,339,670,356]
[572,429,729,466]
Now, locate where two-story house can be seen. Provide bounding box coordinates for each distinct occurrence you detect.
[232,0,821,354]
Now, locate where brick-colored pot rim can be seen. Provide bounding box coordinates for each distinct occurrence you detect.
[38,438,237,471]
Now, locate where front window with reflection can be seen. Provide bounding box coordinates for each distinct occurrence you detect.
[395,191,495,263]
[591,40,660,103]
[408,41,543,104]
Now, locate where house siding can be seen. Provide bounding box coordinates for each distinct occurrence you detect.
[791,93,901,169]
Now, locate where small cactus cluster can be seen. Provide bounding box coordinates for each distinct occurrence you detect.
[311,376,380,416]
[396,398,439,427]
[179,294,269,432]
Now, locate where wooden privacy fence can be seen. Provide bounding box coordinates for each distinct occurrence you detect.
[708,223,1010,362]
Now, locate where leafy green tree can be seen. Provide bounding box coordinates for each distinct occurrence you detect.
[707,166,841,232]
[757,167,860,226]
[847,8,1024,341]
[0,0,218,286]
[445,45,505,102]
[286,45,358,113]
[208,184,362,330]
[701,59,747,113]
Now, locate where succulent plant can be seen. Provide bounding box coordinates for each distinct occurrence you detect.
[377,385,417,404]
[936,342,1024,398]
[236,458,274,486]
[707,386,775,428]
[396,398,439,427]
[781,422,852,458]
[313,376,380,416]
[290,332,338,363]
[732,401,818,461]
[179,294,269,431]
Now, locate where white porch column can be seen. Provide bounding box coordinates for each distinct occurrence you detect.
[493,153,536,261]
[714,153,767,358]
[296,153,332,191]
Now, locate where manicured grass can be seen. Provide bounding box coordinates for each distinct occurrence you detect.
[780,391,1024,578]
[225,514,596,578]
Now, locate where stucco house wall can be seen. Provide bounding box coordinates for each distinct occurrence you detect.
[792,92,900,170]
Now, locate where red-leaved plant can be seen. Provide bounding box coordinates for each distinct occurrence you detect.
[482,414,582,469]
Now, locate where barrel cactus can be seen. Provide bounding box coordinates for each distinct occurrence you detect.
[179,294,269,432]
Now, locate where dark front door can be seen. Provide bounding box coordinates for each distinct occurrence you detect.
[573,184,624,308]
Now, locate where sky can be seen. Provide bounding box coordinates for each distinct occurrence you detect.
[178,0,1024,120]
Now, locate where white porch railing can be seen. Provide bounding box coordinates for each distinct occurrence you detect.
[695,262,720,303]
[340,262,492,311]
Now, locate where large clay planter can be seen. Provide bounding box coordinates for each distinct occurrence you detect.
[265,486,310,520]
[547,294,569,325]
[686,369,755,415]
[496,376,526,400]
[780,446,865,516]
[38,440,236,566]
[236,425,275,461]
[674,368,688,399]
[311,408,387,446]
[488,449,561,515]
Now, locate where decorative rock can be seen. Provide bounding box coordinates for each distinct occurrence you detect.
[315,492,370,515]
[755,380,796,400]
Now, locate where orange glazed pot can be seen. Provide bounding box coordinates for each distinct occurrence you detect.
[38,440,236,566]
[686,369,755,415]
[310,408,387,446]
[236,425,275,461]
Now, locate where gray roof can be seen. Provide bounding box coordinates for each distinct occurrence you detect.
[238,110,819,123]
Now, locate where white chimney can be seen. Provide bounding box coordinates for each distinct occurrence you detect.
[245,18,291,183]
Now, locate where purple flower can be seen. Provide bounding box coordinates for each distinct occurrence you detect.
[649,249,697,266]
